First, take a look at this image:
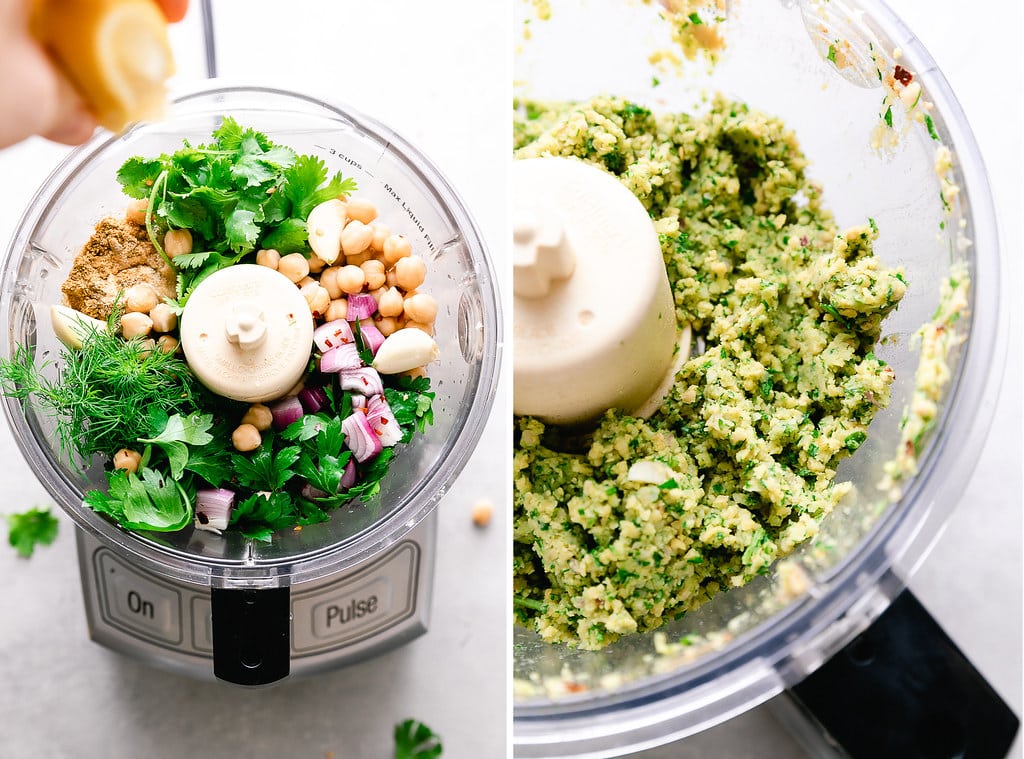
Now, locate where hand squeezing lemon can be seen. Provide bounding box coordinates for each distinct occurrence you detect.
[29,0,182,133]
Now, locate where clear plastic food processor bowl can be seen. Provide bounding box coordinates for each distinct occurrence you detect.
[0,85,501,587]
[513,1,1001,755]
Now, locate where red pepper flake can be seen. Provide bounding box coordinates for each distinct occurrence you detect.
[894,65,913,85]
[905,440,915,456]
[799,235,809,247]
[565,682,587,693]
[361,377,368,386]
[380,418,389,425]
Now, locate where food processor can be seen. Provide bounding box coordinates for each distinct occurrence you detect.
[513,1,1017,755]
[0,84,501,686]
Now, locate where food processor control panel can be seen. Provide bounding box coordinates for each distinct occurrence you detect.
[75,513,437,682]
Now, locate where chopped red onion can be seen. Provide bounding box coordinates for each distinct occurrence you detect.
[342,410,382,462]
[195,488,236,533]
[351,394,367,410]
[319,342,361,373]
[313,319,355,352]
[298,386,329,413]
[366,394,402,447]
[340,366,384,396]
[339,459,356,490]
[346,293,378,321]
[358,319,386,356]
[269,395,304,431]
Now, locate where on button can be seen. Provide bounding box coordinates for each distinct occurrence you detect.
[96,551,183,646]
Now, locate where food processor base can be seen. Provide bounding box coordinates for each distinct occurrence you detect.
[782,589,1019,758]
[74,511,437,684]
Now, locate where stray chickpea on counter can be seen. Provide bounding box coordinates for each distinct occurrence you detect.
[0,118,440,541]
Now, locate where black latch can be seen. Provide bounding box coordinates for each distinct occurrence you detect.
[211,586,290,686]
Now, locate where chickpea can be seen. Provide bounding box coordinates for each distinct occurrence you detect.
[278,252,310,283]
[296,275,316,289]
[307,254,327,274]
[124,283,159,313]
[404,320,434,336]
[346,198,378,225]
[120,311,153,339]
[369,286,388,304]
[232,423,262,452]
[383,234,412,265]
[301,282,331,317]
[163,229,193,258]
[241,403,273,431]
[345,251,372,266]
[149,303,177,333]
[376,316,399,337]
[320,267,343,300]
[385,268,399,289]
[324,298,348,322]
[125,199,148,226]
[256,248,281,269]
[403,293,438,324]
[370,222,391,253]
[156,335,179,354]
[336,265,366,294]
[138,337,157,357]
[360,259,386,290]
[400,366,428,380]
[471,499,494,528]
[341,219,373,258]
[113,448,142,473]
[394,255,427,291]
[378,286,405,318]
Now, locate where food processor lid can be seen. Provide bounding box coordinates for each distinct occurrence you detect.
[512,157,678,425]
[179,264,315,402]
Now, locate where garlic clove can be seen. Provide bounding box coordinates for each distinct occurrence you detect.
[305,199,347,264]
[51,304,106,350]
[372,327,440,374]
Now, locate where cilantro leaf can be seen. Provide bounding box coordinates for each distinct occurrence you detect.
[260,217,308,253]
[116,157,162,199]
[394,719,442,759]
[225,208,260,253]
[6,507,58,558]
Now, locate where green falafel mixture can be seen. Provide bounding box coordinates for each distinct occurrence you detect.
[513,96,907,649]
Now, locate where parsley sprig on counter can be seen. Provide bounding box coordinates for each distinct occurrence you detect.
[116,115,356,308]
[6,507,59,558]
[394,719,443,759]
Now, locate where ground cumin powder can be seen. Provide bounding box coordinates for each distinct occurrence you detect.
[61,216,177,320]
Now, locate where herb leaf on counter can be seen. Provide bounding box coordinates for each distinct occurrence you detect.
[393,719,443,759]
[6,507,59,558]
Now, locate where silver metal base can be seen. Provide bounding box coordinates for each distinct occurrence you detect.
[76,512,437,682]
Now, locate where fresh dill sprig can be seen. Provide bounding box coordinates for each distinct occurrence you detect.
[0,322,199,464]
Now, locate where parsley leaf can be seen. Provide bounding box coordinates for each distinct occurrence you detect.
[7,507,59,558]
[394,719,443,759]
[384,376,436,443]
[139,412,215,480]
[231,433,300,491]
[85,468,192,532]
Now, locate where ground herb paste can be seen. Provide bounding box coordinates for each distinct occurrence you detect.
[513,96,907,649]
